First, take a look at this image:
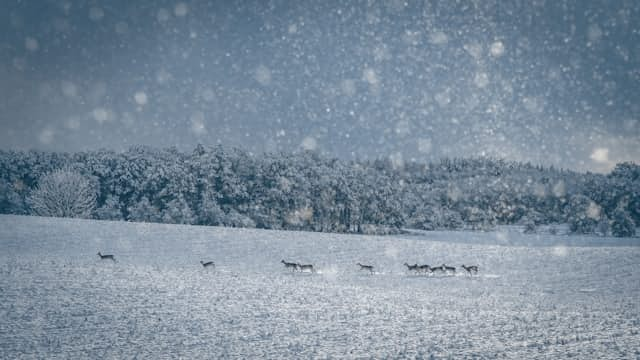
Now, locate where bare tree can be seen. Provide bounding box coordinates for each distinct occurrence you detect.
[29,169,97,218]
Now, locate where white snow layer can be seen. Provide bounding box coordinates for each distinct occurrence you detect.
[0,215,638,358]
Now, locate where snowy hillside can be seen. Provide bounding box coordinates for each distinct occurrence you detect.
[1,215,639,358]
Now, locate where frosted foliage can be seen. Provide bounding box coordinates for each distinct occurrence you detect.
[28,170,96,218]
[447,185,462,202]
[586,202,601,219]
[533,183,546,198]
[552,181,566,197]
[285,206,313,226]
[163,196,195,224]
[0,148,638,237]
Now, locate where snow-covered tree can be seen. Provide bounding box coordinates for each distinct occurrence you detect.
[127,196,161,223]
[28,169,97,218]
[198,190,226,226]
[523,220,537,234]
[224,209,255,228]
[162,195,196,225]
[568,194,602,234]
[1,147,637,236]
[94,195,123,220]
[0,178,27,214]
[610,208,636,237]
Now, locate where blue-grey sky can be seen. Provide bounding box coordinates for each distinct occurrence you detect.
[1,0,639,172]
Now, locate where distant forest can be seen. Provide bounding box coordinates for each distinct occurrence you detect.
[0,145,638,237]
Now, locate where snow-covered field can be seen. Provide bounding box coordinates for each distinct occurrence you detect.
[1,215,638,358]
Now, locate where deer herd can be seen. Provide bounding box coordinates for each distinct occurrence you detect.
[280,260,479,276]
[403,262,479,275]
[97,252,478,276]
[281,260,316,273]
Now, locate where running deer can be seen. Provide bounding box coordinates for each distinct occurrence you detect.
[281,260,299,271]
[297,263,315,273]
[404,263,420,272]
[442,264,456,274]
[461,265,478,275]
[200,261,215,268]
[97,252,116,261]
[418,264,433,273]
[357,263,374,273]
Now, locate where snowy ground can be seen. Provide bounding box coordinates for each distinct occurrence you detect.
[1,215,639,358]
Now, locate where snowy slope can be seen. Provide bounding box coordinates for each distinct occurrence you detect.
[1,215,638,358]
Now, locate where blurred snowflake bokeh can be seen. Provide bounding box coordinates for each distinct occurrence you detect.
[0,0,638,172]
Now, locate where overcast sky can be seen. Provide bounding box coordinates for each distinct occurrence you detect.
[1,0,639,172]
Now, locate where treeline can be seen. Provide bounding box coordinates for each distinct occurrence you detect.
[0,145,637,237]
